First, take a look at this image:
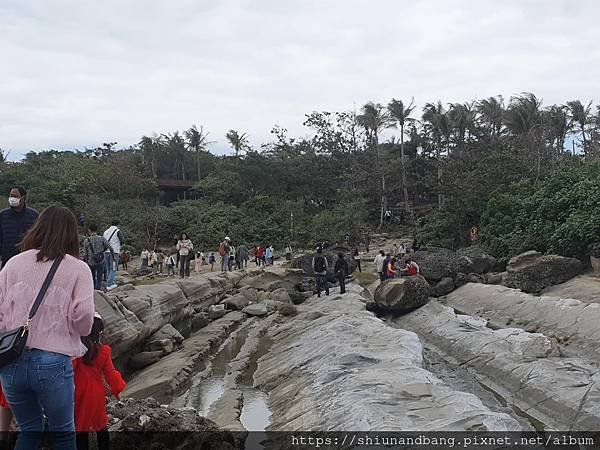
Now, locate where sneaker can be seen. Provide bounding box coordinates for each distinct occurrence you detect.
[106,284,118,291]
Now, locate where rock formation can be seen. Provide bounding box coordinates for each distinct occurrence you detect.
[366,276,430,313]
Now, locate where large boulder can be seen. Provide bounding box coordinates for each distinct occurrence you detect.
[504,250,584,294]
[456,246,497,274]
[412,247,460,282]
[219,293,250,310]
[242,303,268,316]
[430,277,455,297]
[366,276,430,313]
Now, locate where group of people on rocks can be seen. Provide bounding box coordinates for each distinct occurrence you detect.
[373,242,421,282]
[82,221,125,291]
[0,186,125,450]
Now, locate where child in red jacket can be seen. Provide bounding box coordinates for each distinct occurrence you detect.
[73,313,126,450]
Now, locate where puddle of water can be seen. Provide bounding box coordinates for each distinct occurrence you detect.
[240,336,273,432]
[193,326,251,416]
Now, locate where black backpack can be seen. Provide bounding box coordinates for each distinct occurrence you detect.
[87,237,105,266]
[314,255,326,273]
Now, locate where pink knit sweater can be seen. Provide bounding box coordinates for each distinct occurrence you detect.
[0,249,95,357]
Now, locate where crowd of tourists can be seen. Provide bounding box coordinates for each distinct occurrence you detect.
[373,241,421,282]
[0,187,124,450]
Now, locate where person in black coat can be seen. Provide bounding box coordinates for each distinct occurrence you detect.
[0,185,38,268]
[334,253,349,294]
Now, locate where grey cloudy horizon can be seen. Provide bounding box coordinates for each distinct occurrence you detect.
[1,0,599,160]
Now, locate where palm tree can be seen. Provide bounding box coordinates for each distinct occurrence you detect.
[543,105,570,154]
[138,135,160,179]
[504,93,543,179]
[448,102,475,149]
[387,98,415,218]
[567,100,592,156]
[357,102,392,228]
[185,125,213,181]
[225,130,250,158]
[422,101,449,208]
[476,96,504,139]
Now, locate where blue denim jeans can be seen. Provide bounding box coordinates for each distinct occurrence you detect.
[0,348,75,450]
[221,255,229,272]
[104,252,118,286]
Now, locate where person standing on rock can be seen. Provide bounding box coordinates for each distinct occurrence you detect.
[156,249,165,274]
[208,251,216,271]
[140,248,150,269]
[399,243,407,258]
[386,257,399,279]
[237,244,248,270]
[374,250,386,282]
[312,247,329,297]
[334,253,349,294]
[102,220,124,291]
[265,245,274,265]
[166,251,176,276]
[176,233,194,278]
[382,253,392,280]
[194,251,204,273]
[219,237,231,272]
[352,248,361,272]
[73,313,126,450]
[285,244,292,261]
[82,223,114,291]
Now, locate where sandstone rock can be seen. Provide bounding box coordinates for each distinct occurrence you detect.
[150,323,184,345]
[242,303,268,316]
[366,276,430,313]
[454,272,468,287]
[484,272,505,285]
[270,287,292,304]
[191,313,209,331]
[430,277,455,297]
[456,246,497,274]
[129,351,164,370]
[238,286,258,303]
[468,273,485,283]
[108,398,235,449]
[412,247,460,282]
[505,250,583,293]
[145,339,175,355]
[208,304,228,320]
[219,293,250,310]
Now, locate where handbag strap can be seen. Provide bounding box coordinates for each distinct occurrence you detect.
[27,255,64,321]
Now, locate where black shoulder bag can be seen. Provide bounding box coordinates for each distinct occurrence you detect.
[0,255,64,368]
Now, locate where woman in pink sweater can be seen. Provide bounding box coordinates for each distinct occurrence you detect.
[0,206,95,450]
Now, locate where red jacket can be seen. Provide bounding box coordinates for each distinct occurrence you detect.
[73,344,126,432]
[0,383,8,409]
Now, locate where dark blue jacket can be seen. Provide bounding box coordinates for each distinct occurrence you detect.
[0,206,39,265]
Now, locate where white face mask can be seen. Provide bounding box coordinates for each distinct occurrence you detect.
[8,197,21,208]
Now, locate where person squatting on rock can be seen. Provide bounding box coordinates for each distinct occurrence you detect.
[0,206,95,450]
[219,237,231,272]
[102,220,124,291]
[352,247,361,272]
[176,233,194,278]
[334,253,349,294]
[401,256,420,276]
[374,250,386,282]
[312,247,329,297]
[73,313,126,450]
[82,223,114,291]
[386,257,399,279]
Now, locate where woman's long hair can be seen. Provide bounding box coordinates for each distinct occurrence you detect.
[82,317,104,365]
[20,206,80,261]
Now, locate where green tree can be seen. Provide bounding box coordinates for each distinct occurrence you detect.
[225,129,250,158]
[567,100,593,156]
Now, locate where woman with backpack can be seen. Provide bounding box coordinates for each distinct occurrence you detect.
[0,206,95,450]
[82,223,114,291]
[73,313,125,450]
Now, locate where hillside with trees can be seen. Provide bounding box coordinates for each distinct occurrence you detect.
[1,93,599,258]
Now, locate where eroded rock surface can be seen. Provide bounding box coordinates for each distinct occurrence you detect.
[366,276,430,313]
[255,285,520,431]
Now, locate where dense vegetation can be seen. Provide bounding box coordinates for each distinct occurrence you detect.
[1,93,599,258]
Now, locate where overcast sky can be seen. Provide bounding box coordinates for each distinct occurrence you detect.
[1,0,598,160]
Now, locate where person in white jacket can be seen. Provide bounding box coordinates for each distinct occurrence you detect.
[374,250,386,282]
[176,233,194,278]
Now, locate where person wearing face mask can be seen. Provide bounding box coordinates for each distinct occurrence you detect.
[0,186,38,269]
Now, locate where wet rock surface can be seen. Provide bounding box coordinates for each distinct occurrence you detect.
[504,250,583,293]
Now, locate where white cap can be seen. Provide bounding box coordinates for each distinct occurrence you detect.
[225,236,231,241]
[94,312,103,320]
